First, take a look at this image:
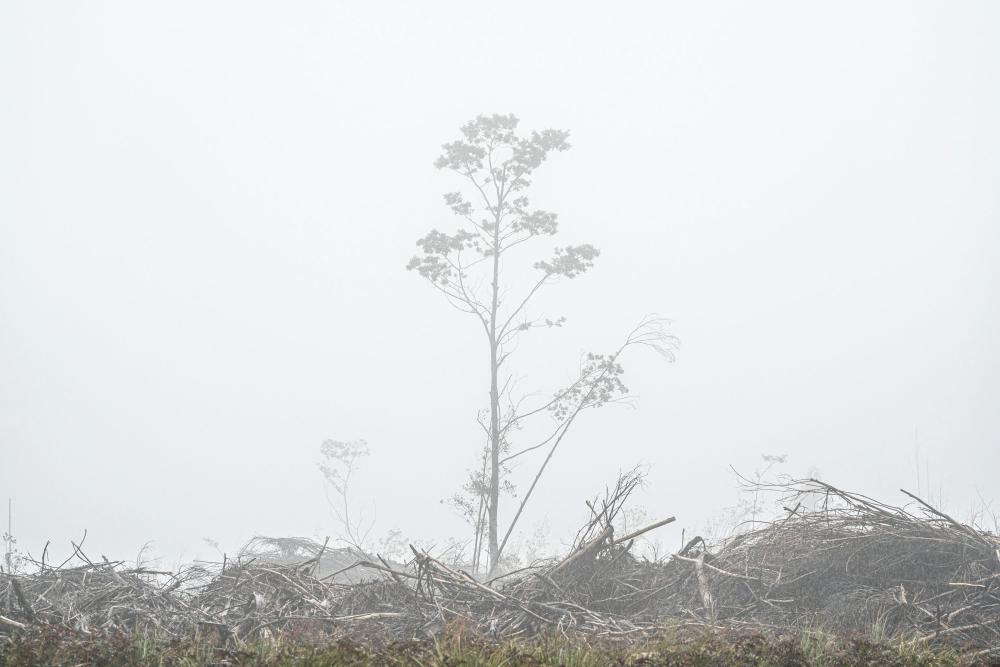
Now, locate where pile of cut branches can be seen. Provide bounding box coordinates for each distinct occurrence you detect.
[0,540,196,635]
[1,477,998,659]
[646,479,1000,656]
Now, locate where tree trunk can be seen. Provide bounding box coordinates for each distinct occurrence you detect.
[487,201,502,574]
[488,339,500,572]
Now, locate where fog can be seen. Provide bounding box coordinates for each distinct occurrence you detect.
[1,1,997,568]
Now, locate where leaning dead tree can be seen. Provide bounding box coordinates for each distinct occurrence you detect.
[408,114,677,573]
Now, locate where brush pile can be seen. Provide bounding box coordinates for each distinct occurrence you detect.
[657,480,1000,652]
[1,478,998,657]
[0,543,197,635]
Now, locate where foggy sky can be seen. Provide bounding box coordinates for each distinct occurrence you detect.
[1,1,998,565]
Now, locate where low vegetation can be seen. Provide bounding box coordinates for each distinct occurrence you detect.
[0,625,983,667]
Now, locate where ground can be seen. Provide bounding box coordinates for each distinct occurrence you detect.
[0,627,989,667]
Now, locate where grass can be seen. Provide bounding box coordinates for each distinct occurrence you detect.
[0,626,989,667]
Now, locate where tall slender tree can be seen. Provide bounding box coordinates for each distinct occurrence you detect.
[408,114,676,573]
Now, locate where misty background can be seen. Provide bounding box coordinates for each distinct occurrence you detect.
[1,2,998,565]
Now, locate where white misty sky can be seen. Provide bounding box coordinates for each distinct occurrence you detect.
[1,2,998,565]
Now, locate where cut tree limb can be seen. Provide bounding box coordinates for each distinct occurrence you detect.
[612,517,675,546]
[0,614,25,630]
